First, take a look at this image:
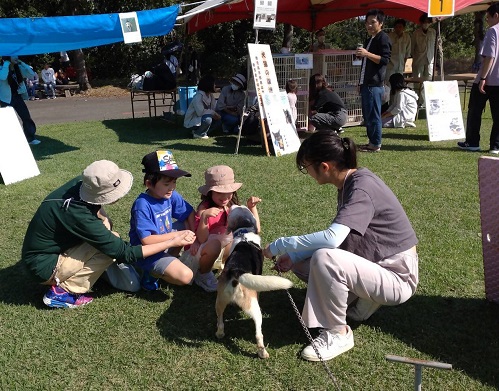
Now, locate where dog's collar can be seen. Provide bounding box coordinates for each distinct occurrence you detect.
[232,227,255,238]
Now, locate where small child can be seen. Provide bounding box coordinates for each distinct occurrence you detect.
[129,150,196,290]
[188,165,261,292]
[381,73,418,128]
[286,79,298,125]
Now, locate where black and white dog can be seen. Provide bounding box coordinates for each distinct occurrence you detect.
[215,205,293,359]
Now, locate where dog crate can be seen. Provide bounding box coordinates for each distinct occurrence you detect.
[313,50,363,126]
[247,54,310,130]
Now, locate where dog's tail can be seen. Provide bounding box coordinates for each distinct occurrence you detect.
[238,273,293,292]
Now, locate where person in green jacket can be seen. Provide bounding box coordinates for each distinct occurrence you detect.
[21,160,196,309]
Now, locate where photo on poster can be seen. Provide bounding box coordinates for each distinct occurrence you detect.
[253,0,277,29]
[295,54,313,69]
[119,12,142,44]
[424,81,465,142]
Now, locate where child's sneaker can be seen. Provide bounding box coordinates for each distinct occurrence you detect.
[194,271,218,292]
[141,271,159,291]
[42,285,93,309]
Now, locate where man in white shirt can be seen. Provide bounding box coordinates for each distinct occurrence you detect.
[41,64,56,99]
[386,19,411,83]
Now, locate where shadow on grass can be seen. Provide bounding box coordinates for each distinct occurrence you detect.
[156,283,308,356]
[364,294,499,389]
[102,118,267,156]
[30,136,79,161]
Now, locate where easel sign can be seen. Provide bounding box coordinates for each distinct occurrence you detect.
[248,43,300,156]
[262,92,301,156]
[0,107,40,185]
[423,80,465,142]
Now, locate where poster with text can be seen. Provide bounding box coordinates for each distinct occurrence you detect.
[248,43,300,156]
[424,80,465,142]
[0,107,40,185]
[253,0,278,30]
[119,12,142,44]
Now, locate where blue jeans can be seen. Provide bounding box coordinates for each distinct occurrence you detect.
[44,81,56,97]
[360,85,383,147]
[219,111,240,133]
[0,94,37,142]
[191,114,219,137]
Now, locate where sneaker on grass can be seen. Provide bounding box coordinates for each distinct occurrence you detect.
[457,141,480,151]
[141,271,159,291]
[43,285,93,309]
[301,326,354,361]
[194,271,218,292]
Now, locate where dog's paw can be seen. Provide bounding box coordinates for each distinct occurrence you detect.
[216,330,225,339]
[257,347,269,359]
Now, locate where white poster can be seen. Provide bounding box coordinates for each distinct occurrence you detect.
[0,107,40,185]
[119,12,142,44]
[253,0,278,30]
[248,43,300,156]
[424,80,465,142]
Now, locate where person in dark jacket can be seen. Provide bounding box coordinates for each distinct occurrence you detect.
[308,74,347,132]
[21,160,196,309]
[356,9,391,152]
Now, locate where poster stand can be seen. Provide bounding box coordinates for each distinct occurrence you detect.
[0,107,40,185]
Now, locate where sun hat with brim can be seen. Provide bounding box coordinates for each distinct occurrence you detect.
[142,150,191,178]
[198,165,242,196]
[80,160,133,205]
[231,73,247,88]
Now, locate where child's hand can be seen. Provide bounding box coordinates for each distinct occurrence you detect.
[189,240,201,255]
[172,230,196,247]
[246,196,261,209]
[202,207,222,221]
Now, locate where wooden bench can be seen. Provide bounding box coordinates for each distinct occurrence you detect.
[37,83,79,98]
[128,88,177,119]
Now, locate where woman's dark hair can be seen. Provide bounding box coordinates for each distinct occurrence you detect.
[296,130,357,172]
[200,191,240,207]
[197,75,216,93]
[388,73,407,92]
[309,73,326,99]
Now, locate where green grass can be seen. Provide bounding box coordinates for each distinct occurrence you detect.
[1,107,498,391]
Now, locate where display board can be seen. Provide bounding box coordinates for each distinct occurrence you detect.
[423,80,465,142]
[0,107,40,185]
[248,43,300,156]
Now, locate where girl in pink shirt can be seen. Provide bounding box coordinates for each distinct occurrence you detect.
[188,165,261,292]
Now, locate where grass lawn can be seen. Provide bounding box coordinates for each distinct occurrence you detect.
[0,106,498,391]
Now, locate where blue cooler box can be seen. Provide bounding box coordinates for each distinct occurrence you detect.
[178,86,197,114]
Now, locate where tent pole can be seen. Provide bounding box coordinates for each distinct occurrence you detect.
[255,28,259,44]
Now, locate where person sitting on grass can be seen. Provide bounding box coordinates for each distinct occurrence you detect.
[129,150,196,291]
[21,160,196,309]
[381,73,418,128]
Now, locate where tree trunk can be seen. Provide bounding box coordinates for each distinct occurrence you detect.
[282,24,293,51]
[73,49,91,91]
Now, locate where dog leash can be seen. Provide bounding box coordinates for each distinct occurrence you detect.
[273,257,342,391]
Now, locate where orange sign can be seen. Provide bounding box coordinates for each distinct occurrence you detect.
[428,0,455,17]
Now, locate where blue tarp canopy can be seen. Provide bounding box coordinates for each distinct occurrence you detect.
[0,5,179,56]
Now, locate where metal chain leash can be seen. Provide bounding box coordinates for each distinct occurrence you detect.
[273,258,341,391]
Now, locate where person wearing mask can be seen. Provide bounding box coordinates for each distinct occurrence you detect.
[216,74,247,134]
[310,29,331,52]
[0,56,40,144]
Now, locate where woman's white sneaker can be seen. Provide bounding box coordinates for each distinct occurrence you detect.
[301,326,354,361]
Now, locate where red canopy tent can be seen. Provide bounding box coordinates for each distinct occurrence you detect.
[183,0,486,33]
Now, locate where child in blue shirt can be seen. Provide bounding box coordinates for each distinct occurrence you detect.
[129,150,196,290]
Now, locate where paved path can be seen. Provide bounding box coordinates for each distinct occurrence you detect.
[27,95,152,125]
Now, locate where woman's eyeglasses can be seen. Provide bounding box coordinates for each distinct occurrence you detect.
[299,163,314,174]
